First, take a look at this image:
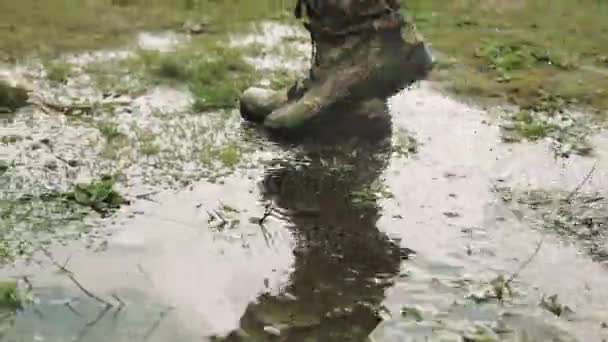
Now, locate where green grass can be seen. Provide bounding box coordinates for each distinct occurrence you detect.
[140,41,257,110]
[133,128,161,156]
[67,176,129,215]
[3,0,607,117]
[0,0,297,61]
[141,143,161,156]
[198,142,243,169]
[96,121,128,159]
[0,135,23,145]
[0,280,21,309]
[500,108,593,157]
[44,60,73,83]
[406,0,608,114]
[97,121,125,142]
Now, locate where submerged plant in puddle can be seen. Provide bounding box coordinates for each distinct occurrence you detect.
[500,105,594,158]
[67,176,129,216]
[392,128,419,158]
[496,186,608,262]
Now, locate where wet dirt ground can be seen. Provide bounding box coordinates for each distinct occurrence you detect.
[1,23,608,342]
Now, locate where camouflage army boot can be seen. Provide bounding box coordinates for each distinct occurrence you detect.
[239,0,434,129]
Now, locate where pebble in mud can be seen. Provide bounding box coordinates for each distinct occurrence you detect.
[263,326,282,336]
[443,211,461,218]
[43,158,58,170]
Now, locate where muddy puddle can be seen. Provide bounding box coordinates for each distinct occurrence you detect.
[2,22,608,342]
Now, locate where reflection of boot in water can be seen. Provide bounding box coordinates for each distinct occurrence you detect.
[218,120,414,341]
[239,0,434,130]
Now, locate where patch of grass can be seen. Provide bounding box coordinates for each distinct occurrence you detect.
[141,142,161,156]
[218,144,242,167]
[0,280,21,309]
[0,160,11,176]
[500,104,594,157]
[96,121,128,159]
[135,40,257,110]
[393,128,418,157]
[0,81,28,113]
[189,46,257,110]
[502,110,558,140]
[97,121,124,142]
[406,0,608,113]
[268,69,299,90]
[0,0,296,61]
[0,135,22,145]
[198,142,243,169]
[67,176,129,215]
[134,128,161,156]
[400,306,423,322]
[44,60,73,83]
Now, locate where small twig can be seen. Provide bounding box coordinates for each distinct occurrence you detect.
[137,264,153,283]
[62,255,72,269]
[258,202,274,225]
[213,208,227,223]
[583,196,605,204]
[211,208,228,229]
[143,306,174,341]
[134,191,160,202]
[566,163,596,203]
[21,276,33,292]
[207,209,217,223]
[65,301,83,317]
[111,293,126,310]
[74,305,112,342]
[54,155,77,167]
[506,237,544,286]
[38,247,113,308]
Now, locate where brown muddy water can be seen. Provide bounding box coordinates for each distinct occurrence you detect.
[1,23,608,342]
